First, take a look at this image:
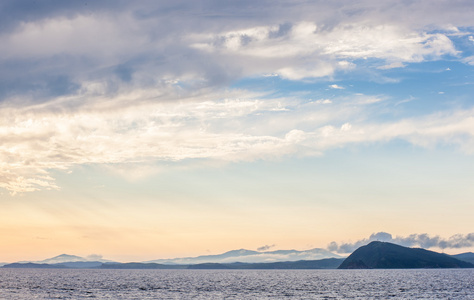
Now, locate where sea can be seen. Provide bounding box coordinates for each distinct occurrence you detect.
[0,269,472,299]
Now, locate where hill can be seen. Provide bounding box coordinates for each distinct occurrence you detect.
[188,258,344,269]
[99,262,186,269]
[338,241,474,269]
[3,263,68,269]
[451,252,474,265]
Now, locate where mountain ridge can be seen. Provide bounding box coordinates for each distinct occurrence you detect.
[451,252,474,264]
[3,258,345,270]
[145,247,342,264]
[17,253,116,265]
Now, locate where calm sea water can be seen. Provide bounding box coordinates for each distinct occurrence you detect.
[0,269,472,299]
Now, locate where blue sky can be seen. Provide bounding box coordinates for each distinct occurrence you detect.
[0,0,473,262]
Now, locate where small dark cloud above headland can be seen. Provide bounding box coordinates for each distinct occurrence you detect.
[257,244,276,251]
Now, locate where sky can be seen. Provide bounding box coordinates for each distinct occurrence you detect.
[0,0,473,263]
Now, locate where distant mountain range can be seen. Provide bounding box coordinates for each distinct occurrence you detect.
[145,248,343,264]
[339,241,474,269]
[3,248,342,267]
[2,244,473,269]
[19,254,115,265]
[4,254,117,269]
[186,258,344,270]
[3,258,345,270]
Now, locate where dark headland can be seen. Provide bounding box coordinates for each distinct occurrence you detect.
[338,241,474,269]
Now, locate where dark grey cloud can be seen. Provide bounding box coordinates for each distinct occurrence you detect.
[0,56,89,103]
[0,0,127,33]
[0,1,255,103]
[2,1,473,34]
[114,64,134,83]
[328,232,474,253]
[257,244,276,251]
[268,23,293,39]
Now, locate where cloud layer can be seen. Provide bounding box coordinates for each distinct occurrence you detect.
[328,232,474,253]
[2,88,474,194]
[1,0,471,100]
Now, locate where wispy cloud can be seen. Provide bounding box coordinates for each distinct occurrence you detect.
[328,232,474,253]
[2,86,474,194]
[463,56,474,65]
[377,62,406,70]
[257,244,276,251]
[85,254,104,261]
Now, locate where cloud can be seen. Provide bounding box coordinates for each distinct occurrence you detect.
[328,232,474,253]
[0,88,301,194]
[2,87,474,194]
[215,250,341,263]
[191,21,458,80]
[86,254,103,261]
[377,62,406,70]
[0,2,467,101]
[193,21,457,62]
[329,84,345,89]
[314,99,332,104]
[463,56,474,65]
[257,244,276,251]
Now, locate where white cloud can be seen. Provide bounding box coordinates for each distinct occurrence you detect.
[463,56,474,65]
[277,63,335,80]
[340,123,352,131]
[193,22,458,62]
[285,130,306,143]
[0,88,294,194]
[2,86,474,195]
[377,62,406,69]
[0,15,144,60]
[191,21,458,80]
[314,99,332,104]
[329,84,344,89]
